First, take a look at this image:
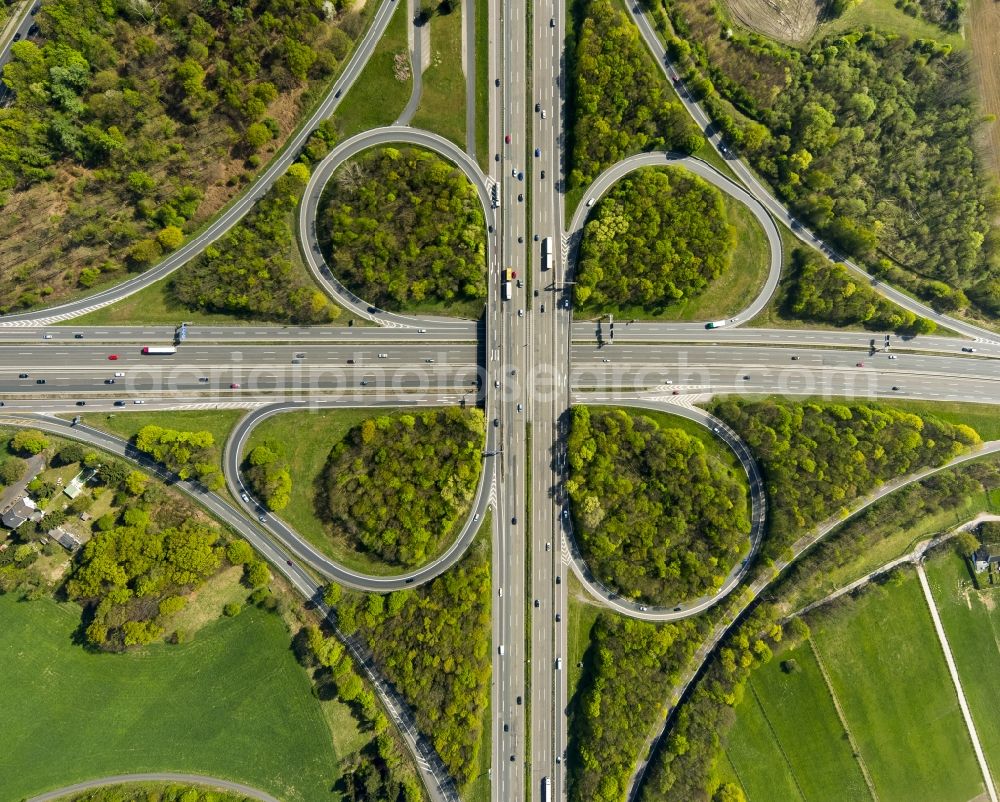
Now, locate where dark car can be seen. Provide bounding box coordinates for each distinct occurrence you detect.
[36,379,46,384]
[13,32,21,41]
[512,516,517,525]
[75,400,86,406]
[516,695,522,705]
[335,89,342,98]
[494,418,500,427]
[18,373,28,378]
[74,333,84,338]
[104,379,115,384]
[535,102,540,112]
[114,400,126,406]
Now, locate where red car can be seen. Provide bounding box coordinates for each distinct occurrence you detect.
[230,382,240,389]
[108,354,119,360]
[505,134,511,144]
[672,390,680,395]
[856,362,865,367]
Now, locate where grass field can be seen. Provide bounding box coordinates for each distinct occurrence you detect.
[0,594,353,802]
[334,0,412,138]
[925,549,1000,786]
[816,0,965,51]
[412,1,467,149]
[809,570,982,802]
[723,642,869,802]
[579,184,770,322]
[722,674,807,802]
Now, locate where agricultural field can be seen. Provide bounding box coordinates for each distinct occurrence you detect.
[969,0,1000,180]
[723,569,985,801]
[925,549,1000,784]
[0,594,350,802]
[722,641,870,802]
[809,570,982,802]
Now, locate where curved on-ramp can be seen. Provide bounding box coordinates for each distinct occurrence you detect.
[567,151,783,328]
[0,412,459,802]
[27,773,282,802]
[623,0,996,344]
[222,399,498,592]
[562,399,766,621]
[298,125,497,328]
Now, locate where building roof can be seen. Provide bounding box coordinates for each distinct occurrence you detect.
[1,496,40,530]
[48,527,81,551]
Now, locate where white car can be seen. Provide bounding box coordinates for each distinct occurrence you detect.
[133,399,145,404]
[541,110,547,119]
[241,492,250,502]
[888,354,897,360]
[586,198,596,207]
[377,353,388,358]
[43,334,53,339]
[114,372,125,377]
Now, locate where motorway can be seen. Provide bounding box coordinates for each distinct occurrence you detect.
[5,0,1000,797]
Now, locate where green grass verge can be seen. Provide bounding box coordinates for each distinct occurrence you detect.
[809,569,983,802]
[566,571,605,706]
[79,409,244,472]
[723,641,870,802]
[334,0,412,137]
[412,2,467,149]
[872,399,1000,441]
[0,595,352,802]
[926,548,1000,786]
[575,181,770,322]
[816,0,965,51]
[475,0,490,171]
[70,276,268,327]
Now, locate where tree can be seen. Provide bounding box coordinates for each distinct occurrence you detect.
[11,429,49,455]
[226,540,254,565]
[244,559,270,588]
[156,225,184,250]
[124,470,148,496]
[0,457,27,485]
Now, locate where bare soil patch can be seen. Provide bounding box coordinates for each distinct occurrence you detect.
[725,0,827,45]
